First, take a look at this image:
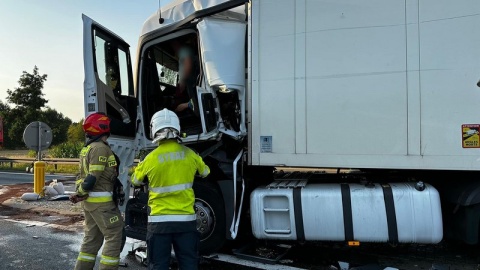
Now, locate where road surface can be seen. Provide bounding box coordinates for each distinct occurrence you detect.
[0,171,75,185]
[1,215,478,270]
[0,218,263,270]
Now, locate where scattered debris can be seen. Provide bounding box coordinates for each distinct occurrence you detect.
[21,192,40,201]
[26,224,36,228]
[203,254,219,260]
[32,236,39,239]
[338,261,349,270]
[0,182,83,230]
[233,243,291,264]
[47,195,70,201]
[135,247,148,266]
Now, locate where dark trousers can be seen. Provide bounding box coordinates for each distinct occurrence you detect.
[147,231,199,270]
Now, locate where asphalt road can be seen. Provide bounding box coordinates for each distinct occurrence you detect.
[0,218,154,270]
[0,218,80,270]
[0,218,257,270]
[0,171,76,185]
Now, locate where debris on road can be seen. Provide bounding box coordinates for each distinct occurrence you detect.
[0,182,84,229]
[21,192,40,201]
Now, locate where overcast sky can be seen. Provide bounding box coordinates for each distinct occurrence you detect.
[0,0,173,122]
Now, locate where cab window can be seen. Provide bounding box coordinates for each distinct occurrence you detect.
[93,28,136,137]
[141,33,203,140]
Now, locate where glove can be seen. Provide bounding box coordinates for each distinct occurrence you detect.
[113,178,125,207]
[69,194,88,204]
[117,187,125,206]
[75,179,88,196]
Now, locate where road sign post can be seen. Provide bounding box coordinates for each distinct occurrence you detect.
[23,122,53,195]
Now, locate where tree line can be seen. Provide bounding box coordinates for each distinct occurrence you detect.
[0,66,84,149]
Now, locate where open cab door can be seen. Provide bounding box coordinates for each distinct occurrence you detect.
[82,14,140,209]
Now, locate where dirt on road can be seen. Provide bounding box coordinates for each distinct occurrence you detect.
[0,183,84,228]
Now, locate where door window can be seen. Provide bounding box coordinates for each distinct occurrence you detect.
[93,28,136,137]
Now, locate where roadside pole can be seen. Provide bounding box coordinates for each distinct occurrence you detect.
[23,121,52,195]
[34,122,45,193]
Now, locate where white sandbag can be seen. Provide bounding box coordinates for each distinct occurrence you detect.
[52,182,65,195]
[49,179,58,187]
[21,193,40,201]
[44,186,59,197]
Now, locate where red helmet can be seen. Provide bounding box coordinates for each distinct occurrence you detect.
[83,113,111,137]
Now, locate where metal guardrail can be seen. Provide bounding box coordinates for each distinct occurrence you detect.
[0,157,140,169]
[0,157,77,170]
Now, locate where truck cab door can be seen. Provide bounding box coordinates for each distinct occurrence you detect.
[82,14,139,209]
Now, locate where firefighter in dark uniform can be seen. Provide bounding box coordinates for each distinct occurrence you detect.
[131,109,210,270]
[70,112,124,270]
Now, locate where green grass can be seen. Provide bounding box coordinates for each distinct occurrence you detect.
[0,162,78,175]
[0,163,30,172]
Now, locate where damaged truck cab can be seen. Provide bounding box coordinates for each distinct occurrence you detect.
[83,0,480,255]
[83,0,249,253]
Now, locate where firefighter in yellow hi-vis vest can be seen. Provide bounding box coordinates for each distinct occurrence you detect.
[70,112,124,270]
[131,109,210,270]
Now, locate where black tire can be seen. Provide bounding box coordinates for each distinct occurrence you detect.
[193,181,226,254]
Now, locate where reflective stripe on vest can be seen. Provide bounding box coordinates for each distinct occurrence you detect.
[148,214,196,223]
[86,191,113,203]
[149,183,193,194]
[200,167,210,177]
[131,174,143,186]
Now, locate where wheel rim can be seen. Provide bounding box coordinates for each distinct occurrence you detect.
[195,198,216,241]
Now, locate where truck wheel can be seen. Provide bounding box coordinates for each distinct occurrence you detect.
[194,181,226,254]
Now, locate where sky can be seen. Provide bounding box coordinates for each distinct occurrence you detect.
[0,0,173,122]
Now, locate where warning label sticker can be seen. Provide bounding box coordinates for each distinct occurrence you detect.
[462,124,480,148]
[260,136,272,153]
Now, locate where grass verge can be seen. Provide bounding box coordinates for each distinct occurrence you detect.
[0,162,78,175]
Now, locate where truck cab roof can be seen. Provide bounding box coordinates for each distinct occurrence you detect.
[141,0,246,38]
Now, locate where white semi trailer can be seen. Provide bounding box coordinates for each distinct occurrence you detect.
[82,0,480,254]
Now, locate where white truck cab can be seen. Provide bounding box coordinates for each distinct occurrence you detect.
[83,0,480,255]
[83,0,249,253]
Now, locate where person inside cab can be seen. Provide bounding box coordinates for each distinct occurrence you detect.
[171,40,199,115]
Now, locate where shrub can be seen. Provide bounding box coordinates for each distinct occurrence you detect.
[27,150,37,158]
[49,142,83,158]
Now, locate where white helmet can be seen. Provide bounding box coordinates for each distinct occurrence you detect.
[150,109,181,143]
